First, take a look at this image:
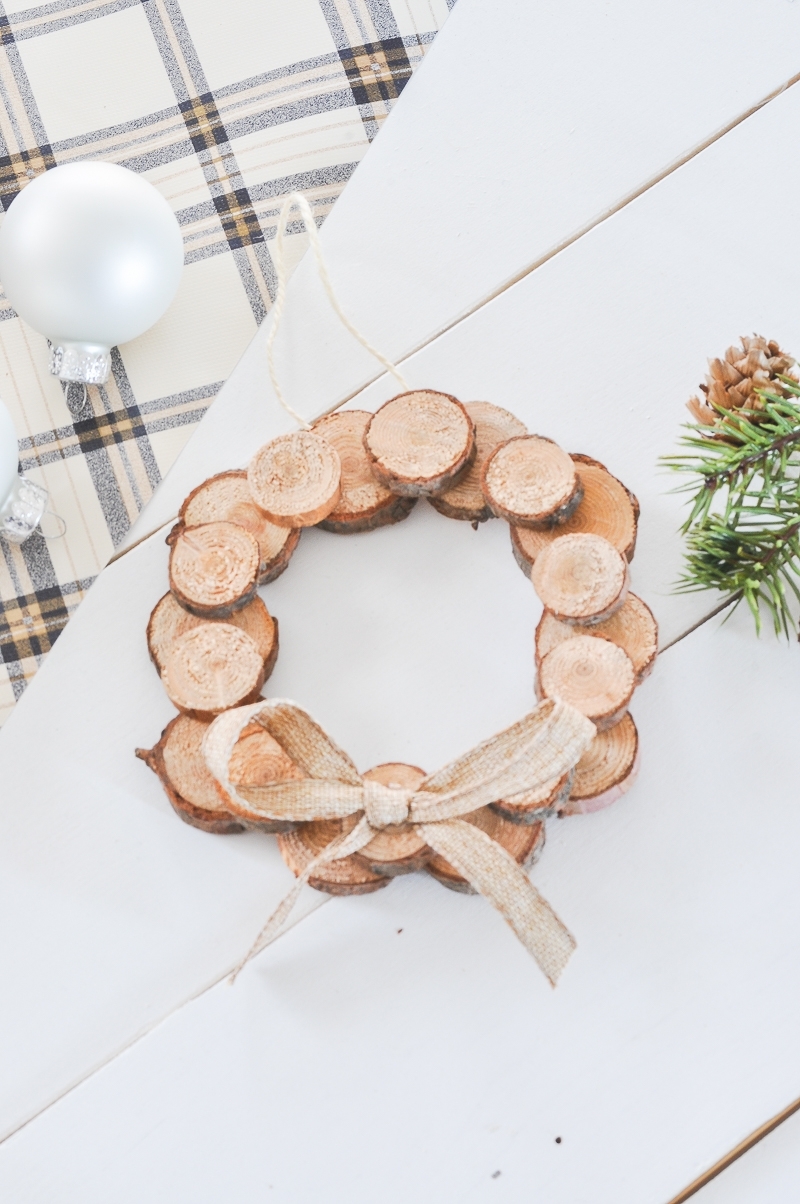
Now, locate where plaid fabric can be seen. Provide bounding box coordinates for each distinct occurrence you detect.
[0,0,454,724]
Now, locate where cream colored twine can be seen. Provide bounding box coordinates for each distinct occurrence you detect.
[203,697,597,985]
[267,191,410,430]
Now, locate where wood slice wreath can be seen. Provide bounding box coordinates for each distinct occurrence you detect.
[136,382,656,986]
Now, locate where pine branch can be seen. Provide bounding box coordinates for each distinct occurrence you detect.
[663,378,800,638]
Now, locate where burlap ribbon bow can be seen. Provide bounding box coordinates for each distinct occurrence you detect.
[203,697,596,985]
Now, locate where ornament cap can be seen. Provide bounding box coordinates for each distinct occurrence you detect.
[0,474,48,543]
[49,340,111,385]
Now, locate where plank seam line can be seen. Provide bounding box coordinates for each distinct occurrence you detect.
[0,895,330,1149]
[315,68,800,411]
[118,66,800,561]
[666,1092,800,1203]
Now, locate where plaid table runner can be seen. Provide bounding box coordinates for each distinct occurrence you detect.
[0,0,452,724]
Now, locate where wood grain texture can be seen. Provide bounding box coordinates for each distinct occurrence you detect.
[248,432,342,527]
[560,712,639,815]
[536,635,635,730]
[481,436,583,527]
[536,594,658,685]
[135,716,245,835]
[169,522,260,619]
[170,471,300,586]
[511,454,639,571]
[313,411,417,533]
[429,401,527,523]
[147,592,278,680]
[363,391,476,496]
[161,624,265,718]
[532,533,629,625]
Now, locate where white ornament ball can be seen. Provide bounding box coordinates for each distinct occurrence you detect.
[0,162,184,384]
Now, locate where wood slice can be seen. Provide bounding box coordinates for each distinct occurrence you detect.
[312,411,417,533]
[220,723,304,833]
[427,808,545,894]
[136,717,301,835]
[247,431,341,528]
[560,712,640,815]
[481,435,583,528]
[531,532,629,625]
[536,593,658,685]
[429,401,527,523]
[135,715,245,835]
[161,624,265,718]
[353,763,431,876]
[536,634,635,731]
[277,813,391,896]
[147,592,278,682]
[169,521,260,619]
[490,768,574,825]
[510,453,639,571]
[363,390,476,497]
[170,470,300,585]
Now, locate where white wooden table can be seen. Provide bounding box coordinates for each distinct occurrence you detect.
[3,2,800,1199]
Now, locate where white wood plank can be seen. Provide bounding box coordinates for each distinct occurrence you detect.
[2,617,800,1203]
[122,0,800,546]
[5,20,800,1157]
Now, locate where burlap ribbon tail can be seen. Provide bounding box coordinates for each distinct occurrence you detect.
[203,698,596,986]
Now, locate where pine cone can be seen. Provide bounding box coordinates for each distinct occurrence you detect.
[687,335,799,425]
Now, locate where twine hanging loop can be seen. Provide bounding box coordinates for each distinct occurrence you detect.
[267,190,409,430]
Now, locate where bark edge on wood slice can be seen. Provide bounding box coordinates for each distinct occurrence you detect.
[560,713,639,815]
[490,768,574,825]
[136,715,245,835]
[429,401,527,523]
[363,390,476,497]
[511,453,639,572]
[247,431,341,527]
[313,410,417,533]
[353,763,431,876]
[427,809,545,894]
[161,623,265,718]
[536,593,657,685]
[168,470,300,585]
[147,592,279,682]
[169,521,260,619]
[531,532,629,625]
[481,435,583,528]
[278,814,391,896]
[536,634,635,731]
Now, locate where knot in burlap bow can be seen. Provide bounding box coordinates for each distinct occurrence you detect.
[203,697,596,985]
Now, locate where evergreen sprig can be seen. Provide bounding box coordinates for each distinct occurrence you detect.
[662,378,800,637]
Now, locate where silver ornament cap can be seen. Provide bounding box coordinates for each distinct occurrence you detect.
[49,340,111,385]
